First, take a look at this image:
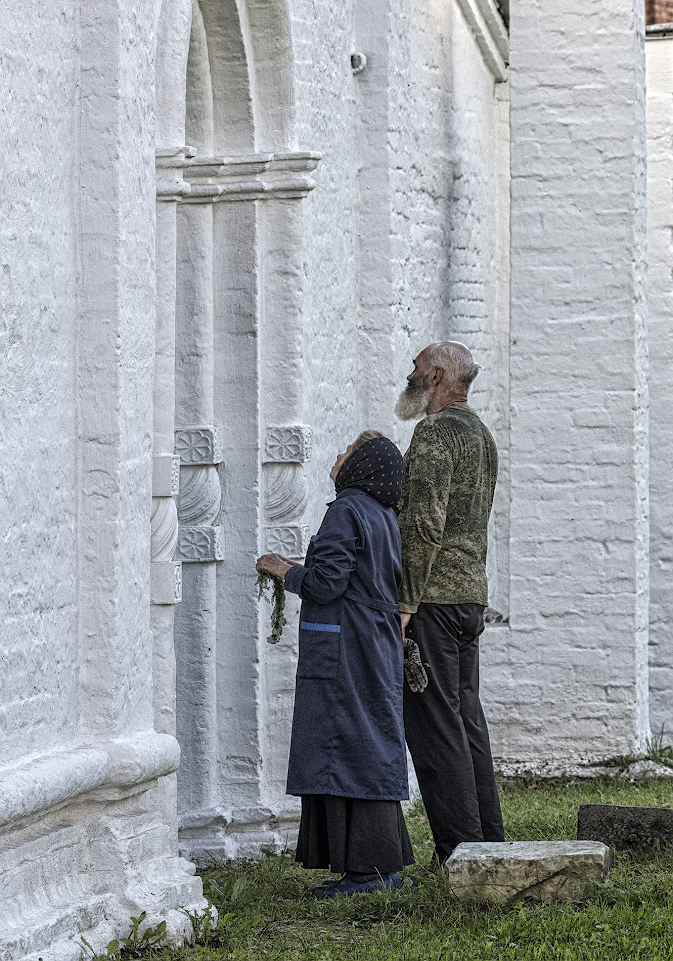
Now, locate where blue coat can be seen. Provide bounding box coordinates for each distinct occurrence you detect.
[284,487,409,800]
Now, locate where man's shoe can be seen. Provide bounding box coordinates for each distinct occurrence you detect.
[316,872,402,897]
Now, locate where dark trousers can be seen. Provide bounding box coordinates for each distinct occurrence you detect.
[404,602,504,862]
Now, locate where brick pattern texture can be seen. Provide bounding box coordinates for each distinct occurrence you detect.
[647,0,673,24]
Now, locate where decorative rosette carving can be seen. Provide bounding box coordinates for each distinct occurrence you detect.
[265,525,310,558]
[264,464,308,524]
[175,425,223,465]
[264,425,313,463]
[176,526,224,563]
[150,496,179,562]
[178,466,221,526]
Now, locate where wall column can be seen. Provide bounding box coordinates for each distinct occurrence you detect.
[151,146,194,836]
[174,196,222,825]
[489,0,649,759]
[646,31,673,740]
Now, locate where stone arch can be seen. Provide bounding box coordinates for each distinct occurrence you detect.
[238,0,297,150]
[185,1,214,155]
[155,0,193,146]
[155,0,297,152]
[198,0,255,153]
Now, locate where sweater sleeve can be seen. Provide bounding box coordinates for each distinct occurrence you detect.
[397,420,453,613]
[284,500,365,605]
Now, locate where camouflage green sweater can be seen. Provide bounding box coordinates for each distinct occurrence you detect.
[397,406,498,612]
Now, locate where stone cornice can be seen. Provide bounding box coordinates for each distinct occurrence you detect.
[155,145,196,200]
[455,0,509,81]
[184,151,322,203]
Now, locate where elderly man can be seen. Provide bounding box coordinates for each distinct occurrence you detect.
[396,341,504,864]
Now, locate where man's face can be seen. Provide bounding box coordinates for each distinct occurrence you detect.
[395,351,433,420]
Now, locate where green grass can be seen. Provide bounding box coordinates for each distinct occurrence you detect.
[138,778,673,961]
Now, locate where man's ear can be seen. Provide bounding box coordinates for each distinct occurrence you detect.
[429,365,443,385]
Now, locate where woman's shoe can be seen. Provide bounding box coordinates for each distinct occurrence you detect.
[309,876,343,893]
[315,872,402,897]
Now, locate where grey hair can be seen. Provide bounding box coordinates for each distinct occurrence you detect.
[352,429,387,451]
[428,342,480,391]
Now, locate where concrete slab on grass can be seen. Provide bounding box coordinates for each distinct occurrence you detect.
[445,841,611,904]
[578,803,673,852]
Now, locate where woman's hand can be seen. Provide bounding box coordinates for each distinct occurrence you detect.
[276,553,303,568]
[256,553,294,578]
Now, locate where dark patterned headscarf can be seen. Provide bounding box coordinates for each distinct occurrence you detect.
[334,437,405,508]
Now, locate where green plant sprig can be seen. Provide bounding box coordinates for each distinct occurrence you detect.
[256,571,287,643]
[81,912,166,960]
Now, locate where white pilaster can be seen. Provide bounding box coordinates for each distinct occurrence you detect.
[487,0,650,759]
[646,33,673,740]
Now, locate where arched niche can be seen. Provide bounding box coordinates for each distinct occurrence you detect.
[153,0,318,862]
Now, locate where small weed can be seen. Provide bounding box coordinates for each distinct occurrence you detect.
[645,727,673,768]
[81,912,167,960]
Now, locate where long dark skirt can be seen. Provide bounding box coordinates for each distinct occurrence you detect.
[296,794,415,875]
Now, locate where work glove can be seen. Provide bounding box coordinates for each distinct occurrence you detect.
[403,637,428,693]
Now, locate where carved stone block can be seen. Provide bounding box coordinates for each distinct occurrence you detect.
[153,454,181,496]
[176,526,225,563]
[151,562,182,604]
[178,465,221,526]
[265,525,310,558]
[264,464,308,524]
[175,425,224,465]
[264,425,313,464]
[150,496,179,563]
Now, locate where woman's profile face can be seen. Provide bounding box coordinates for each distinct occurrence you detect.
[330,443,355,482]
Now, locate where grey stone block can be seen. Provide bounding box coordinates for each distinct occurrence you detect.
[578,803,673,852]
[445,841,611,904]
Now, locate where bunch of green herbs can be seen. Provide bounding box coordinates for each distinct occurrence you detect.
[256,571,287,644]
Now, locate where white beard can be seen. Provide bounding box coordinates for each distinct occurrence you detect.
[395,378,430,420]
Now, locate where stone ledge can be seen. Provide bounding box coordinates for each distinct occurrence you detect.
[0,733,181,830]
[445,841,611,904]
[495,760,619,781]
[0,748,109,831]
[178,803,301,865]
[495,757,673,783]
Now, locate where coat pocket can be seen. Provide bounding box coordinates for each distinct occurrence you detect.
[297,622,341,680]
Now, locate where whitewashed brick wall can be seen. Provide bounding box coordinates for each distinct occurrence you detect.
[0,0,79,767]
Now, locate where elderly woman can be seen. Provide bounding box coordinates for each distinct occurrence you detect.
[256,430,413,896]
